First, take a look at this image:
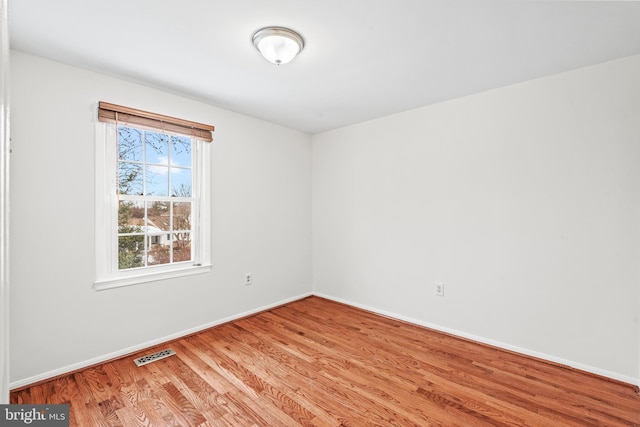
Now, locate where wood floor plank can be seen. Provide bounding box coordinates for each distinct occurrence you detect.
[11,296,640,426]
[231,319,392,426]
[267,304,529,425]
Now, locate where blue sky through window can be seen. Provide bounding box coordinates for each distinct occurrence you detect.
[118,126,192,196]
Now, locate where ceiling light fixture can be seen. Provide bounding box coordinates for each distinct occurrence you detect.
[252,26,304,65]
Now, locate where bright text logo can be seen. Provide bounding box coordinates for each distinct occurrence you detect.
[0,405,69,426]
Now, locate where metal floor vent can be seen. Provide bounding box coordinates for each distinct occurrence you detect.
[134,348,176,367]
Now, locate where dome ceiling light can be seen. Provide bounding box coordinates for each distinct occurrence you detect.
[252,26,305,65]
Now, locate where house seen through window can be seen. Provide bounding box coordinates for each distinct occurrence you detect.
[117,126,195,269]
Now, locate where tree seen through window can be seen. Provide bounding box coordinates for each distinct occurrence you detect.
[117,126,193,269]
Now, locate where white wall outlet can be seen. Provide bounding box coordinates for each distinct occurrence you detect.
[435,282,444,296]
[244,273,252,286]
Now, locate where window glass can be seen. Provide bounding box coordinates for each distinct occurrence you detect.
[116,126,194,270]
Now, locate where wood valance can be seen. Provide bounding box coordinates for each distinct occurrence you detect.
[98,102,214,142]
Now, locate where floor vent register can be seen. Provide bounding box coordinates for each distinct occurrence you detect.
[133,348,177,367]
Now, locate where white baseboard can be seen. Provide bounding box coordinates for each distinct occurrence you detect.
[11,290,638,390]
[10,292,313,390]
[313,292,640,387]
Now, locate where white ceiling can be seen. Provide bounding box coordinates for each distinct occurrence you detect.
[9,1,640,134]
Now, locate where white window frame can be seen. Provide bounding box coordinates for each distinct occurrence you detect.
[94,122,211,290]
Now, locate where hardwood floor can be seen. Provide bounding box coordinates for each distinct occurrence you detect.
[11,296,640,426]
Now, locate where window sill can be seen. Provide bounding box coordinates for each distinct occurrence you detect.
[94,264,212,291]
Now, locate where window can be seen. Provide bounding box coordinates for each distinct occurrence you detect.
[95,102,214,290]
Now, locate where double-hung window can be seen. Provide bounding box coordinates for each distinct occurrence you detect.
[95,102,214,290]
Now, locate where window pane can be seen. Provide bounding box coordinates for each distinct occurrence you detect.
[173,232,192,262]
[145,131,169,165]
[147,237,171,266]
[105,122,204,280]
[146,165,169,196]
[118,162,143,195]
[170,135,191,167]
[118,200,144,231]
[147,201,170,232]
[118,126,143,161]
[171,168,192,197]
[118,235,144,269]
[173,202,191,231]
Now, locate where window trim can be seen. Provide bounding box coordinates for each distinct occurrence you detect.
[94,119,212,291]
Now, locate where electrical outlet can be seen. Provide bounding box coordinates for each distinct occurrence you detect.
[244,273,252,286]
[435,282,444,296]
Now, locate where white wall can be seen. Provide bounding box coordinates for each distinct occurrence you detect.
[312,54,640,382]
[10,49,640,387]
[9,51,312,385]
